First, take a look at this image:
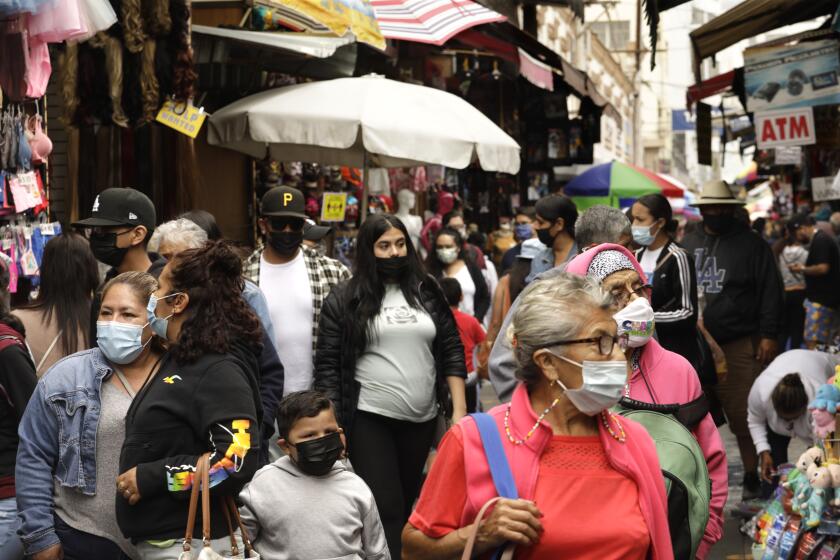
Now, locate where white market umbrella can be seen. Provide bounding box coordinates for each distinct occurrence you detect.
[207,74,521,175]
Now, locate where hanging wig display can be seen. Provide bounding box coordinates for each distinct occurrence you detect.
[121,0,146,53]
[139,39,160,124]
[169,0,197,103]
[58,43,80,126]
[144,0,171,36]
[55,0,196,127]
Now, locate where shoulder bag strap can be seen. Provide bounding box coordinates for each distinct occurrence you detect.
[182,453,210,556]
[226,495,257,557]
[459,497,515,560]
[471,413,518,499]
[35,330,62,375]
[201,453,212,547]
[221,496,241,556]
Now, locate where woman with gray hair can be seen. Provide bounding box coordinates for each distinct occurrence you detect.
[147,219,208,261]
[402,273,672,560]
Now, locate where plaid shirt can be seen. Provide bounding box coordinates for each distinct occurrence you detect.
[243,245,351,356]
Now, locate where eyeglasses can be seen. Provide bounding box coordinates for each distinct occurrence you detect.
[269,217,304,231]
[609,284,652,307]
[544,334,626,356]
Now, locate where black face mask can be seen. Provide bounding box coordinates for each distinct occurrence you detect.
[536,226,556,247]
[268,231,303,257]
[376,255,408,279]
[703,214,736,236]
[89,232,129,267]
[293,431,344,476]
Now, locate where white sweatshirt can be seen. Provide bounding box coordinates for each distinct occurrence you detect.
[747,350,840,454]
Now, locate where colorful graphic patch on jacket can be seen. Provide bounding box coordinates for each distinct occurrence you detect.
[165,419,252,492]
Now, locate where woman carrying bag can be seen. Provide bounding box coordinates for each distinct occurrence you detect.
[116,241,262,559]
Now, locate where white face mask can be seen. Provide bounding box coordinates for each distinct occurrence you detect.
[553,353,627,416]
[613,297,655,348]
[437,247,459,264]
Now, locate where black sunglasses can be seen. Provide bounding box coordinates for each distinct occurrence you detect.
[269,217,304,231]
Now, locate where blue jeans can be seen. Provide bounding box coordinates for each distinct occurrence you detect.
[53,514,128,560]
[0,497,23,560]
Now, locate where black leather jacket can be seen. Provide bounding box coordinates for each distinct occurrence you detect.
[314,276,467,435]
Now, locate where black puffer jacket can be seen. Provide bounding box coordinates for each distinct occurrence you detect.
[314,276,467,434]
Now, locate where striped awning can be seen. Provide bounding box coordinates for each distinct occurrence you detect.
[370,0,506,46]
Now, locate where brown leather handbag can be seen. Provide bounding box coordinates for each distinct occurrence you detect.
[178,453,259,560]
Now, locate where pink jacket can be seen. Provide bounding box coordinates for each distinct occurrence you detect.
[566,243,728,558]
[458,384,674,560]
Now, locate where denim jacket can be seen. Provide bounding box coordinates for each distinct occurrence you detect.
[15,349,113,556]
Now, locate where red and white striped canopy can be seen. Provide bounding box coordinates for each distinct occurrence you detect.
[370,0,506,46]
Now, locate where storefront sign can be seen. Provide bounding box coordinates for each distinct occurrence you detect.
[745,40,840,112]
[774,146,802,165]
[155,101,206,139]
[812,174,840,202]
[755,107,815,149]
[321,192,347,222]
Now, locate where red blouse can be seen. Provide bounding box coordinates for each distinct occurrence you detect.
[409,429,650,559]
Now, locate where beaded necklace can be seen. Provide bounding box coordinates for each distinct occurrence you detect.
[503,400,627,445]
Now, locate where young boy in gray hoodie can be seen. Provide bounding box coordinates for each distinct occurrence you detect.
[238,390,391,560]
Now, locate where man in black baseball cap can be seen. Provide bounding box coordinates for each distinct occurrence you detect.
[73,187,157,271]
[243,186,350,400]
[73,187,164,345]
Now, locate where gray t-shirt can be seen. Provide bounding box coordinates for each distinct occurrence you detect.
[356,284,438,422]
[54,380,137,558]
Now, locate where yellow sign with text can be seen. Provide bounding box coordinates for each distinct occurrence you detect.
[155,101,206,139]
[321,192,347,222]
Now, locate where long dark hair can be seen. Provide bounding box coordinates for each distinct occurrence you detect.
[636,193,677,236]
[30,232,100,354]
[167,240,262,363]
[347,214,427,351]
[425,227,468,278]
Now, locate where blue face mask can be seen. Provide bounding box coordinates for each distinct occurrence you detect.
[97,321,150,365]
[514,223,533,241]
[146,293,182,340]
[631,224,658,246]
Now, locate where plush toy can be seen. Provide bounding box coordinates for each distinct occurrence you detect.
[805,466,833,527]
[784,469,812,513]
[813,409,836,439]
[797,447,826,472]
[828,463,840,506]
[810,384,840,413]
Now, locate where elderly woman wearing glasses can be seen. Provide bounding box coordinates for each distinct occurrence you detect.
[566,244,727,559]
[402,272,673,560]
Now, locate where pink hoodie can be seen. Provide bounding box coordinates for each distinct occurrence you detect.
[458,384,674,560]
[566,243,728,559]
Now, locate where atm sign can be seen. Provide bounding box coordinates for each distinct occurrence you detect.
[755,107,816,149]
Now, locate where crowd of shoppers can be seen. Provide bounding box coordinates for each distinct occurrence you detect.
[6,177,840,560]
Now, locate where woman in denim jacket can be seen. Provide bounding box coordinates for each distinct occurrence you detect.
[16,272,164,560]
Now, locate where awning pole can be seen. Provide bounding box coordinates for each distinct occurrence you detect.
[360,151,369,224]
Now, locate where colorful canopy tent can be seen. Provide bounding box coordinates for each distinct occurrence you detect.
[563,161,685,210]
[735,161,758,186]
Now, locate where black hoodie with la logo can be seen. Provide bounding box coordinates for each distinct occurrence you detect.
[682,224,784,344]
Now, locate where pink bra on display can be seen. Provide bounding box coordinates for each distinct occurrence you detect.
[26,116,52,165]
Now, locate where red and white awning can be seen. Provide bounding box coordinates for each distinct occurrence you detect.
[370,0,506,46]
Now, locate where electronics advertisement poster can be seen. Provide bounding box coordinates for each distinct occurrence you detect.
[745,40,840,112]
